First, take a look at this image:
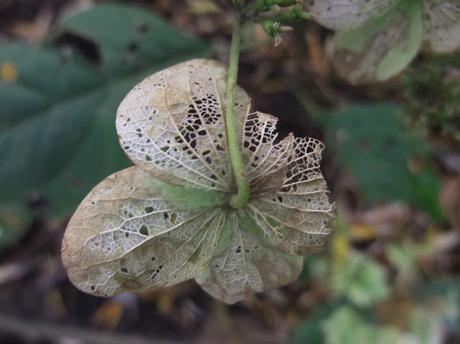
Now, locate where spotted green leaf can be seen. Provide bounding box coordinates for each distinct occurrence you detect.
[0,4,211,235]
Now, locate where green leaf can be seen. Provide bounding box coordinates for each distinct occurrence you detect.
[332,252,389,307]
[0,4,211,229]
[403,55,460,146]
[323,307,402,344]
[291,302,340,344]
[54,4,210,76]
[327,103,442,220]
[409,306,444,344]
[386,244,416,276]
[0,45,104,203]
[323,307,374,344]
[0,204,32,251]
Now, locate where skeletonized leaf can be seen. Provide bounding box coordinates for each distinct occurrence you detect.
[333,1,423,84]
[63,59,335,303]
[195,136,334,303]
[422,0,460,53]
[307,0,398,31]
[62,166,227,296]
[249,138,334,256]
[116,59,250,191]
[195,211,304,304]
[242,112,294,186]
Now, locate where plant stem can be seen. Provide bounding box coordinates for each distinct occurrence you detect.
[225,14,250,209]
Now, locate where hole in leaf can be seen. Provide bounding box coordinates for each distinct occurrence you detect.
[139,225,148,235]
[137,23,149,33]
[55,33,101,64]
[126,41,139,52]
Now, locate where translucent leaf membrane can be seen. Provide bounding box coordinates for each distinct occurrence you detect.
[422,0,460,53]
[117,59,250,191]
[242,111,294,185]
[195,211,304,304]
[249,138,334,256]
[196,137,334,303]
[62,167,226,296]
[310,0,460,85]
[63,59,335,304]
[333,1,423,84]
[307,0,398,31]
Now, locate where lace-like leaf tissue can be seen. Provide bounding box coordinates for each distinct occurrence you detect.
[61,59,335,304]
[308,0,399,31]
[422,1,460,53]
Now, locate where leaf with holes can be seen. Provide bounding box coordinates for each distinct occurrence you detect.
[0,4,211,233]
[62,59,335,303]
[333,1,423,85]
[306,0,460,84]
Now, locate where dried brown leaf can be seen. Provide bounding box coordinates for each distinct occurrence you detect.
[62,59,334,303]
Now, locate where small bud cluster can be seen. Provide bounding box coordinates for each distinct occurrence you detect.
[241,0,311,45]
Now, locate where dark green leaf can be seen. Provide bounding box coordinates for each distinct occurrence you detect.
[291,301,342,344]
[0,204,32,251]
[0,4,211,232]
[54,4,210,76]
[327,103,442,220]
[403,55,460,146]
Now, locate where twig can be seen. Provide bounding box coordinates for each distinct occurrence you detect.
[225,13,250,209]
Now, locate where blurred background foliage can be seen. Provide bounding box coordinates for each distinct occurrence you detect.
[0,1,459,343]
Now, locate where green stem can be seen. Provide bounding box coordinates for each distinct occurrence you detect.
[225,14,250,209]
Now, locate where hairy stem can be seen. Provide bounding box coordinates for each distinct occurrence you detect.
[225,14,250,209]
